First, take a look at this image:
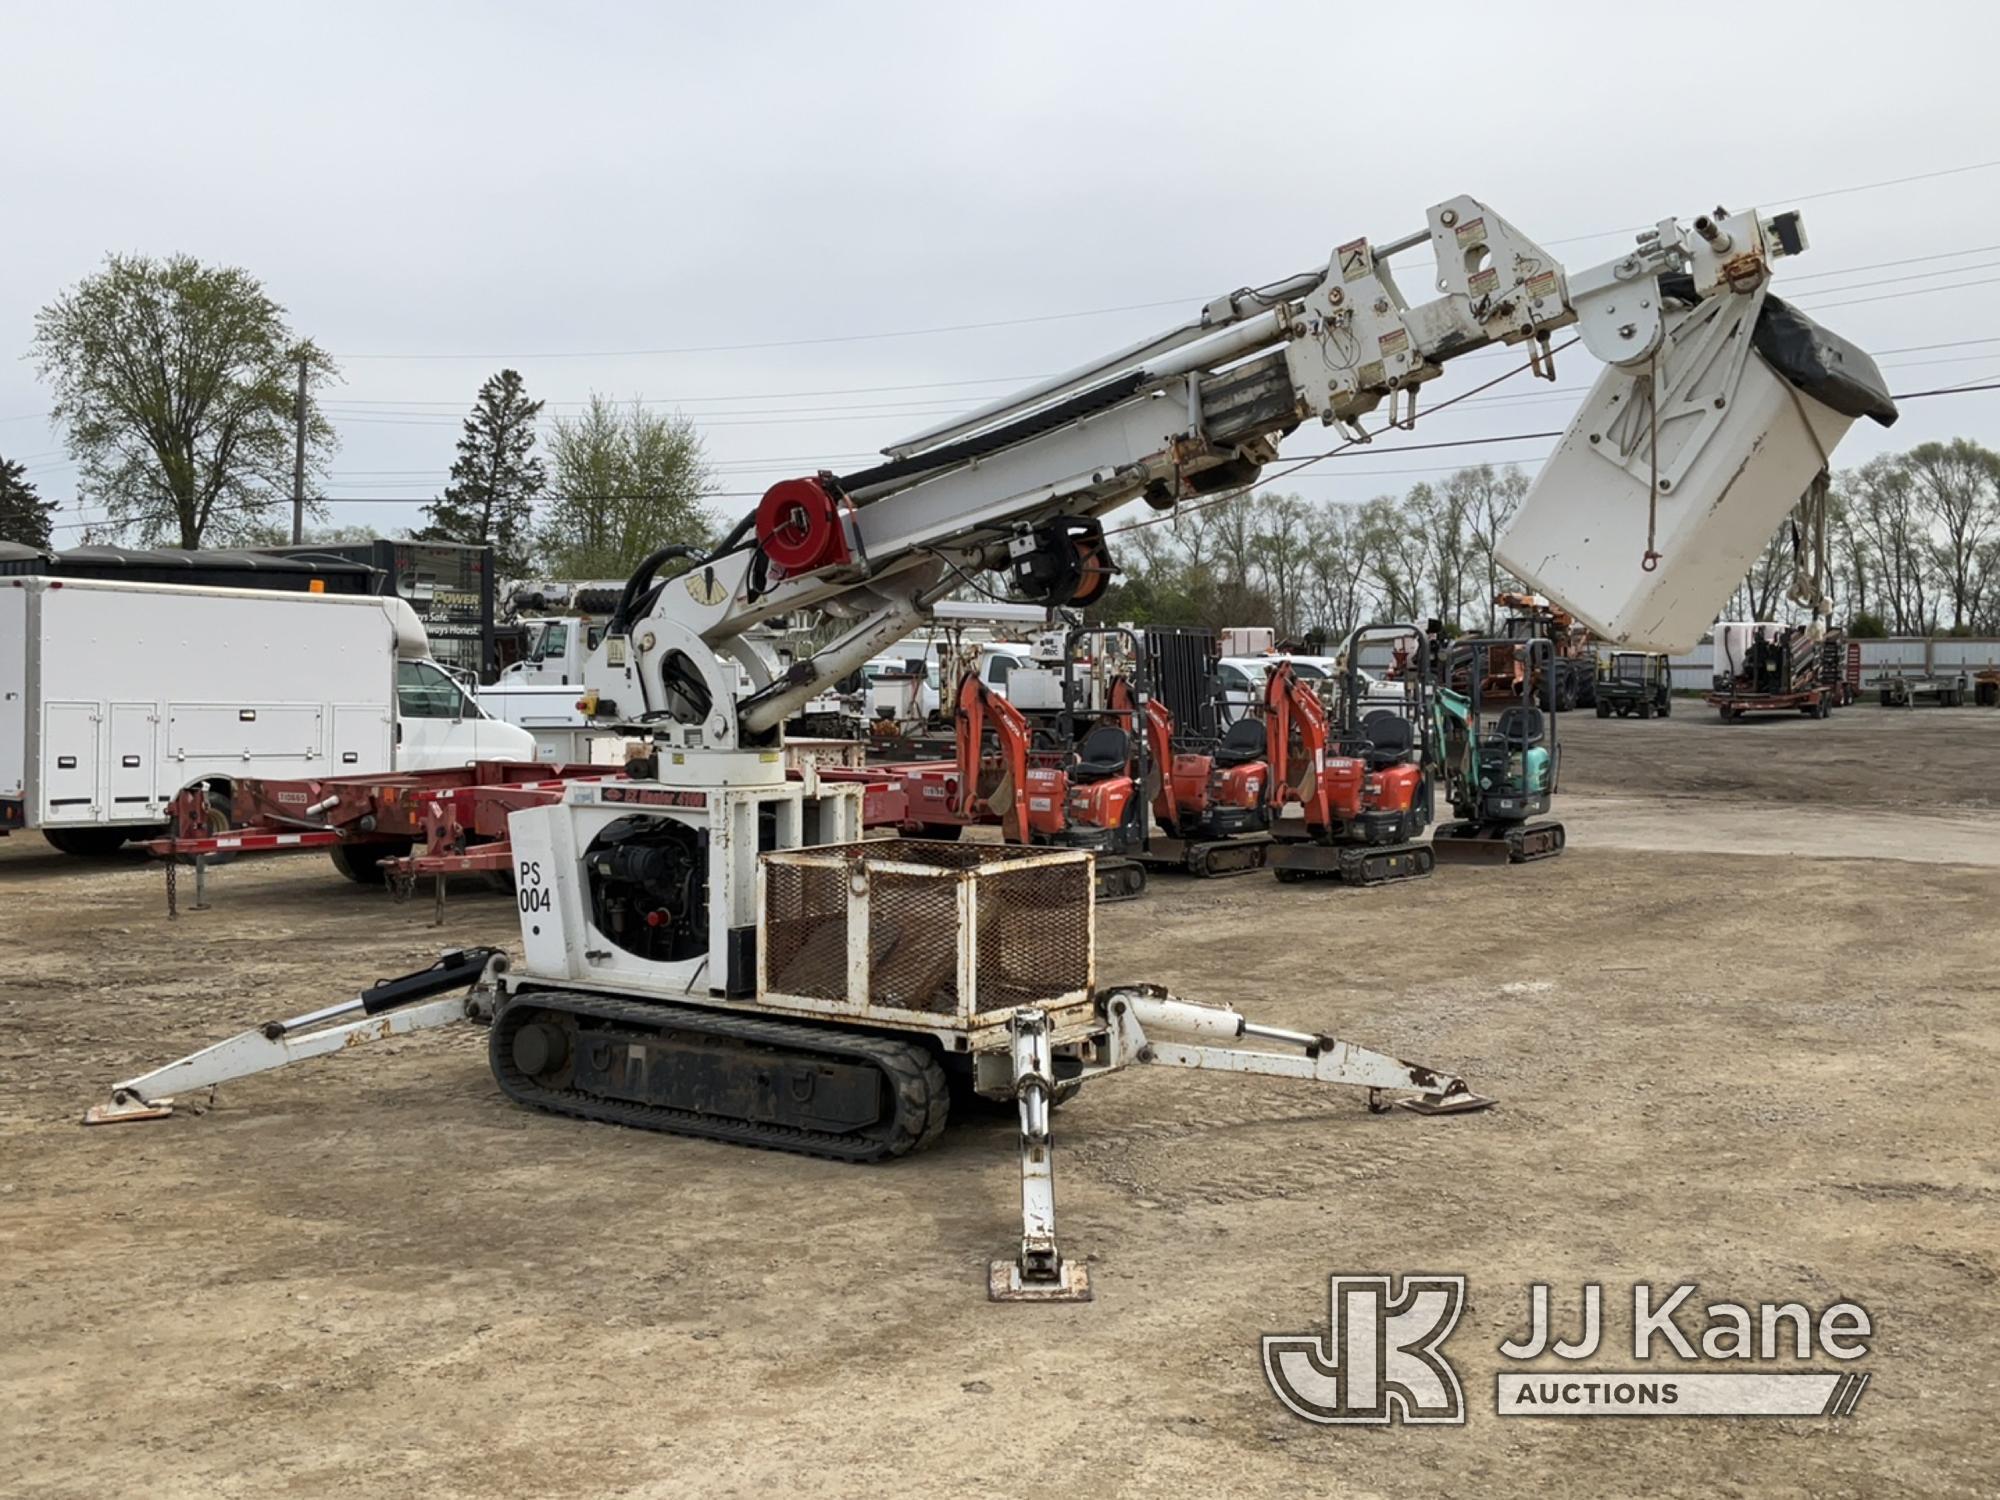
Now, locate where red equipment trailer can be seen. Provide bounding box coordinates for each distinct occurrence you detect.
[144,753,909,919]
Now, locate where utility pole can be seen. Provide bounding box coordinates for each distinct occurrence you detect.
[291,354,307,544]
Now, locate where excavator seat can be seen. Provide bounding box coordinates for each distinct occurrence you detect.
[1359,710,1414,768]
[1213,717,1267,769]
[1071,724,1131,785]
[1496,706,1545,748]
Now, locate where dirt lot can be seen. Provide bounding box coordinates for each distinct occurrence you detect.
[4,706,1997,1499]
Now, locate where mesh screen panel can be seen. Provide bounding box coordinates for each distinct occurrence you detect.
[763,840,1091,1020]
[761,858,848,1001]
[973,858,1092,1013]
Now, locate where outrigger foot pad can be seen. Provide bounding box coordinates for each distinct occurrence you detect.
[1397,1091,1497,1116]
[989,1258,1093,1303]
[82,1095,176,1125]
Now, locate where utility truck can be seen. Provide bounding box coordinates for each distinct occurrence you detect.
[1,577,535,855]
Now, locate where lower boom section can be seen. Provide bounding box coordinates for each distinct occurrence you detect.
[490,991,950,1163]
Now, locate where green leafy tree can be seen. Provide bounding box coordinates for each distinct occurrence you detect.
[31,254,337,547]
[539,396,713,576]
[417,369,547,574]
[0,456,56,549]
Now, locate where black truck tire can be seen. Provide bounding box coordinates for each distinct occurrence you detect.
[42,827,134,858]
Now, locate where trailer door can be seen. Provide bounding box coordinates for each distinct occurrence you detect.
[40,700,102,821]
[107,702,158,812]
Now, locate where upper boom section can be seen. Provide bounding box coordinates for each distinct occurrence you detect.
[589,195,1887,748]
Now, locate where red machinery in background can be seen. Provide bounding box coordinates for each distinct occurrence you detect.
[1264,624,1437,885]
[952,628,1274,898]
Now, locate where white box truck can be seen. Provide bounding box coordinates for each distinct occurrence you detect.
[1,577,536,855]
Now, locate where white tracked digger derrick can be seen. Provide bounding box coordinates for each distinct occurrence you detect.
[87,189,1893,1302]
[90,836,1487,1303]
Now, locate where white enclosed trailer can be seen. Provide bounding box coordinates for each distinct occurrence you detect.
[1,577,535,854]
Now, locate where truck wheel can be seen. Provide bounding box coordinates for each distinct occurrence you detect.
[330,840,413,885]
[1635,702,1651,720]
[42,827,134,858]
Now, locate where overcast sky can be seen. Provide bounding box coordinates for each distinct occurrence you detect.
[4,0,1995,551]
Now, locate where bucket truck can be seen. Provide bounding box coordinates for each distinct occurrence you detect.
[89,192,1895,1303]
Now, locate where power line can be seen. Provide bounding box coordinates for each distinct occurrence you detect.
[328,160,2000,363]
[41,374,1998,537]
[1795,274,2000,313]
[1538,158,2000,248]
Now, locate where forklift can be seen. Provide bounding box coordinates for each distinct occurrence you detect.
[1594,651,1673,719]
[1431,636,1565,864]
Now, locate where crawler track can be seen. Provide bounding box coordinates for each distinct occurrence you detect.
[1094,857,1148,902]
[1270,840,1435,885]
[490,990,950,1162]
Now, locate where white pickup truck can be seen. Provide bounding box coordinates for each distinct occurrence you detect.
[1,577,535,855]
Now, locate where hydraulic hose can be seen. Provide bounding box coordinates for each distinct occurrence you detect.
[609,544,701,637]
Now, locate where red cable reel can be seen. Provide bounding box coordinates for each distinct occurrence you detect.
[756,477,854,575]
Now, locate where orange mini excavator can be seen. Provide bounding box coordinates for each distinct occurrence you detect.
[952,669,1150,901]
[1114,677,1273,871]
[952,634,1272,898]
[1264,623,1437,885]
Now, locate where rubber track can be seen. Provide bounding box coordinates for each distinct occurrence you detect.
[1095,858,1148,903]
[490,990,950,1163]
[1185,842,1269,878]
[1273,841,1432,884]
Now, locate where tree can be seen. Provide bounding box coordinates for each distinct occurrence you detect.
[1840,455,1933,633]
[539,396,714,576]
[1250,492,1311,639]
[1901,438,2000,630]
[417,369,547,574]
[32,253,336,547]
[0,456,56,549]
[418,368,548,572]
[1452,464,1531,629]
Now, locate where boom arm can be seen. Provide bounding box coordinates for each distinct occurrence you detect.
[588,196,1892,748]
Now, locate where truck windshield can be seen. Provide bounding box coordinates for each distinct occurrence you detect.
[397,660,468,719]
[535,622,569,660]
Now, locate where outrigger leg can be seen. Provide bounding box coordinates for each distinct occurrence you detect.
[82,949,506,1124]
[989,987,1493,1300]
[990,1010,1092,1303]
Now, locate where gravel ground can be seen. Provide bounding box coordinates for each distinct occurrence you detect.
[3,705,1996,1499]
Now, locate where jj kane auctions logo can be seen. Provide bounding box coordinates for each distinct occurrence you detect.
[1264,1276,1873,1423]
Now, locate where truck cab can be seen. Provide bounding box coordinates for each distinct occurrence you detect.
[394,659,540,769]
[495,617,601,687]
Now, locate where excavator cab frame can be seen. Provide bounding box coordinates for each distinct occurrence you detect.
[1433,636,1566,864]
